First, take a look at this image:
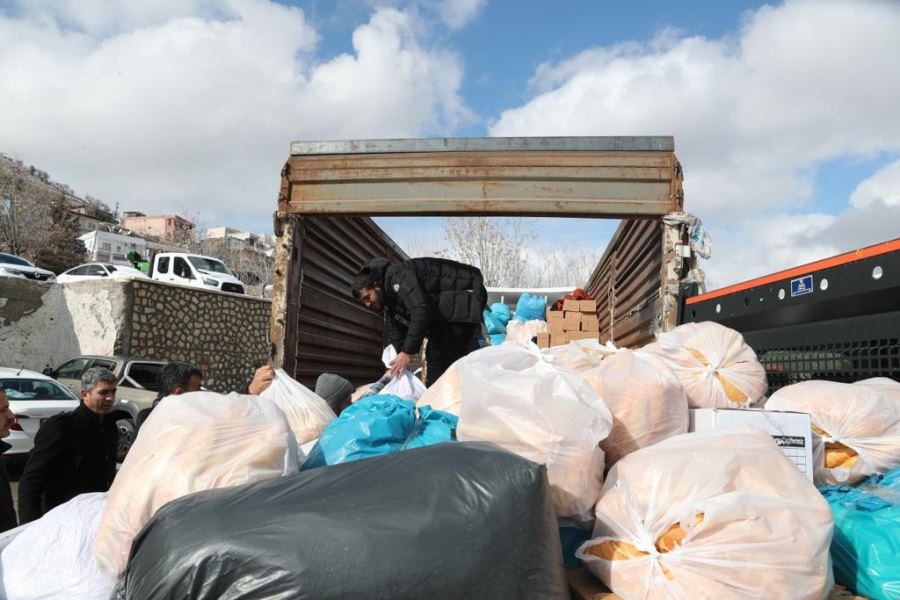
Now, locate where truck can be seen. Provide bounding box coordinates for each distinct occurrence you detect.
[267,136,899,390]
[149,252,246,295]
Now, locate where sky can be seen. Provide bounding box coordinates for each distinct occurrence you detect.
[1,0,898,290]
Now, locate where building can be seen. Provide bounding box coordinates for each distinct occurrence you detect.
[123,214,194,243]
[79,230,148,264]
[205,226,274,256]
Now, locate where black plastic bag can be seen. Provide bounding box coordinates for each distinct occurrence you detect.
[118,442,567,599]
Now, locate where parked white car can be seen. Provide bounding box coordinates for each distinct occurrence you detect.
[0,368,80,460]
[0,252,56,282]
[57,263,150,283]
[151,252,245,294]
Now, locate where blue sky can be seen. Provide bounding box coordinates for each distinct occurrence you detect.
[1,0,898,288]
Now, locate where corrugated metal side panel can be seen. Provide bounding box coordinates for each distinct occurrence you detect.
[283,150,682,217]
[273,215,407,388]
[586,219,663,349]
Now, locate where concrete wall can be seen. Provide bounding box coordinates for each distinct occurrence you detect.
[0,277,271,392]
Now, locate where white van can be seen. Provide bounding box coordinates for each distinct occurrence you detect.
[151,253,245,294]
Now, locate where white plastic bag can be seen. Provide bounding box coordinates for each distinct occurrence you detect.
[260,368,337,444]
[379,345,427,401]
[644,322,767,409]
[504,319,548,346]
[2,493,116,600]
[450,344,613,519]
[549,340,689,467]
[766,380,900,485]
[95,392,299,576]
[416,361,463,414]
[577,427,833,600]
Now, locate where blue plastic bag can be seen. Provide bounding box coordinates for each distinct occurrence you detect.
[302,395,457,470]
[490,302,511,326]
[483,309,507,335]
[489,333,507,346]
[513,293,546,322]
[819,467,900,600]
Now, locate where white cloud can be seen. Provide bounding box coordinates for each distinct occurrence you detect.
[850,159,900,209]
[437,0,487,30]
[0,1,470,229]
[703,160,900,289]
[489,0,900,288]
[490,0,900,220]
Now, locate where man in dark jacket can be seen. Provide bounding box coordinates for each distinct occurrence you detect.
[352,257,487,386]
[18,367,119,523]
[0,390,18,532]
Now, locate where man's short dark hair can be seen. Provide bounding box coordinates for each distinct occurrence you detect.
[156,362,203,399]
[351,258,390,298]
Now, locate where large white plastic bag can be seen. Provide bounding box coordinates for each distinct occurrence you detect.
[766,380,900,485]
[644,321,767,409]
[95,392,299,576]
[379,345,427,401]
[577,427,833,600]
[260,368,337,444]
[2,493,115,600]
[416,361,463,414]
[452,344,613,519]
[549,340,688,467]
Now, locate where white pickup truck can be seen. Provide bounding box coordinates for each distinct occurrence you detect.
[150,252,245,294]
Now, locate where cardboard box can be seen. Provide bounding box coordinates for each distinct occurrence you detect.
[564,317,582,332]
[550,333,566,347]
[564,311,583,320]
[547,310,564,322]
[567,568,620,600]
[536,332,550,348]
[563,299,580,312]
[581,316,600,332]
[579,299,598,313]
[566,331,597,342]
[689,408,814,482]
[549,319,566,335]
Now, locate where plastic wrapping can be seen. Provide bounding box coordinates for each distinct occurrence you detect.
[95,392,299,576]
[766,380,900,486]
[416,360,463,413]
[514,292,547,322]
[379,345,427,401]
[483,308,507,335]
[117,442,568,600]
[1,493,115,600]
[549,340,689,466]
[820,467,900,600]
[577,427,834,600]
[644,321,767,409]
[505,319,548,346]
[302,396,457,469]
[443,344,612,519]
[259,368,336,444]
[489,302,511,325]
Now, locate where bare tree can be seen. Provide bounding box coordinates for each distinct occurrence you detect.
[199,237,273,296]
[521,244,603,288]
[437,217,535,287]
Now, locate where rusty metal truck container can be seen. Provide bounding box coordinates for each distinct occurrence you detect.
[270,137,698,387]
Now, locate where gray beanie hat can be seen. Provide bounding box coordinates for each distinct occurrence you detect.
[315,373,355,412]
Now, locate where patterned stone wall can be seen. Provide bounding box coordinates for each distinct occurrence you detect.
[127,280,272,393]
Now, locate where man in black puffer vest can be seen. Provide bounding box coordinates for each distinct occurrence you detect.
[352,257,487,386]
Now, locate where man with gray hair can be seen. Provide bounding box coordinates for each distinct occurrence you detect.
[18,367,119,523]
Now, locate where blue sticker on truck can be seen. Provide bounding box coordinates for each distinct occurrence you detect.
[791,275,813,297]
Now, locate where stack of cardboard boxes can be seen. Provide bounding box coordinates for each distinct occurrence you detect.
[537,298,600,348]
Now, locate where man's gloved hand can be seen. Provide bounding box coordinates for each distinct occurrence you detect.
[248,365,275,395]
[387,351,412,378]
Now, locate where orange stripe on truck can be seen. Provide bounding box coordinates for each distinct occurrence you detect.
[686,238,900,305]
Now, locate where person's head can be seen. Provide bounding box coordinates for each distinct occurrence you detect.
[0,390,12,439]
[157,362,203,398]
[315,373,354,415]
[81,367,118,415]
[351,259,391,311]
